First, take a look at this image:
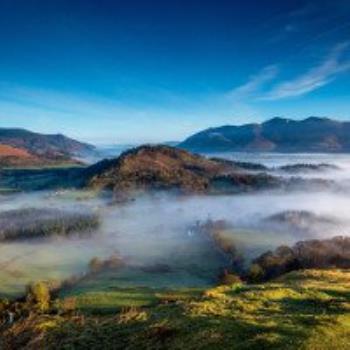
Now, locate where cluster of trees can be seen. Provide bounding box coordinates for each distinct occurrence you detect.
[0,207,99,241]
[248,236,350,282]
[88,254,124,274]
[278,163,338,174]
[194,219,245,274]
[210,173,281,194]
[264,210,338,236]
[192,219,350,284]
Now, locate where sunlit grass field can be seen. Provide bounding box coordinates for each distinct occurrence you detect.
[52,269,350,349]
[3,269,349,349]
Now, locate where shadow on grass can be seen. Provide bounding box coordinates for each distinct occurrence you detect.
[74,289,159,315]
[41,310,311,350]
[320,288,350,300]
[279,297,348,316]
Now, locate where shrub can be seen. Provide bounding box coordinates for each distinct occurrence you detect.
[117,307,148,324]
[248,264,264,282]
[61,297,77,313]
[220,270,242,285]
[26,281,51,312]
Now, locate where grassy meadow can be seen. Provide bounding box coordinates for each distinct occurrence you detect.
[1,269,349,349]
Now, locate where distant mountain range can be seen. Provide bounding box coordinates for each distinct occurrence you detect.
[2,116,350,167]
[179,117,350,153]
[0,128,95,167]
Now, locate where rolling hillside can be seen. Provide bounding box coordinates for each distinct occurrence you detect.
[1,269,349,349]
[0,128,95,167]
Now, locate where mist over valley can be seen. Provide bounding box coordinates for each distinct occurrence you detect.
[1,1,350,346]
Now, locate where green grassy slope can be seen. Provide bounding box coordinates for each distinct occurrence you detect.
[1,269,349,349]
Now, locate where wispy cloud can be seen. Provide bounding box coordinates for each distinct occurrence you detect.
[227,65,279,99]
[262,42,350,100]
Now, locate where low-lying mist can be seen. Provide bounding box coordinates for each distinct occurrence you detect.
[1,153,350,297]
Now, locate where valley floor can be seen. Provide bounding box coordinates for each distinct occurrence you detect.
[1,269,350,349]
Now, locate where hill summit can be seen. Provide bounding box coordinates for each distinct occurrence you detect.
[84,145,327,198]
[86,145,228,194]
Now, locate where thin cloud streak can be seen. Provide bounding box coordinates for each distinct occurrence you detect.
[261,42,350,100]
[227,65,279,99]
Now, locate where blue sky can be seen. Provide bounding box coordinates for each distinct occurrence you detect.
[0,0,349,144]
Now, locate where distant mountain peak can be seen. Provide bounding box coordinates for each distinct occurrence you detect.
[263,117,289,124]
[303,116,332,123]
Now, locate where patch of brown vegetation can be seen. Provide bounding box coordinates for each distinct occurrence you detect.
[0,144,41,167]
[0,144,35,158]
[0,143,82,168]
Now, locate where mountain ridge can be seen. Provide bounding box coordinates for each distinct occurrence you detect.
[0,128,95,167]
[179,117,350,153]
